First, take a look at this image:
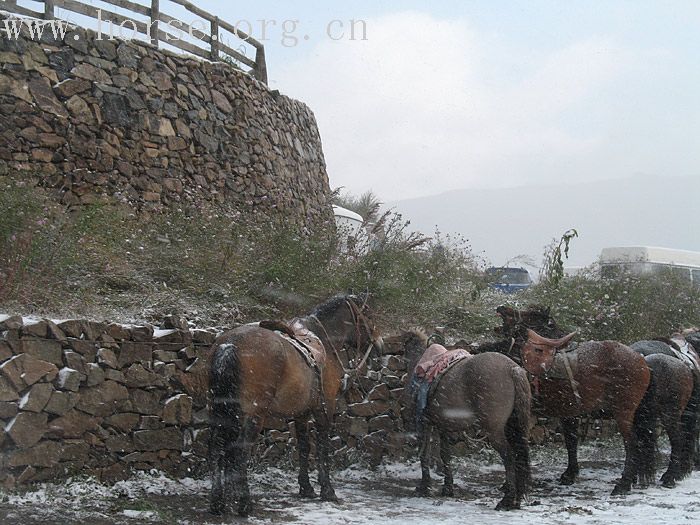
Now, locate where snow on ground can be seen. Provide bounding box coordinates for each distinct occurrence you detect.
[2,440,700,524]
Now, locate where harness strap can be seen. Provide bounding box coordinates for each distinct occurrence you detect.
[560,351,583,408]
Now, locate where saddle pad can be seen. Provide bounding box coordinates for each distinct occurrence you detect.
[670,337,700,372]
[289,320,326,366]
[546,344,579,380]
[427,351,472,398]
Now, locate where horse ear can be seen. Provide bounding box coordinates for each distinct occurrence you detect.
[358,291,372,309]
[544,306,551,317]
[496,305,515,319]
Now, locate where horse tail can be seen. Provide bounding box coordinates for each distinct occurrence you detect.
[507,366,532,496]
[633,366,657,486]
[208,343,242,460]
[680,373,700,475]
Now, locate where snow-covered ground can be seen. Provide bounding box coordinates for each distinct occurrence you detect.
[2,440,699,524]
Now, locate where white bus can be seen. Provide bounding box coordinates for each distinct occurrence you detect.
[599,246,700,284]
[333,205,367,253]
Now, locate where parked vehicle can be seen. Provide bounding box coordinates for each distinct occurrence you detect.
[333,205,367,253]
[486,266,533,293]
[599,246,700,284]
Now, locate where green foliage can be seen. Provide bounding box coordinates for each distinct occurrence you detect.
[0,180,487,329]
[523,266,700,342]
[2,180,697,345]
[539,229,579,287]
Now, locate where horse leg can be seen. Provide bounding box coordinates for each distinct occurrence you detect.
[490,430,519,510]
[681,377,700,474]
[559,417,580,485]
[314,413,338,502]
[295,417,315,498]
[660,415,684,488]
[439,432,454,497]
[231,416,262,517]
[208,426,226,515]
[612,412,637,495]
[415,423,432,496]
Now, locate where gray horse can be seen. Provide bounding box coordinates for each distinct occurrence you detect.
[402,329,532,510]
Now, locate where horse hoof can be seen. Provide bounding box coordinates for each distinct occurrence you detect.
[495,498,519,511]
[661,477,676,489]
[559,477,575,486]
[440,485,454,497]
[299,486,316,498]
[415,486,430,497]
[611,484,630,496]
[321,490,339,502]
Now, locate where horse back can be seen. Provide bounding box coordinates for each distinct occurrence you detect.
[428,352,521,431]
[539,341,649,417]
[212,325,322,420]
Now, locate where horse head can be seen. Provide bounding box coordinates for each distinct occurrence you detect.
[521,328,576,376]
[310,294,384,363]
[398,327,429,369]
[496,304,563,341]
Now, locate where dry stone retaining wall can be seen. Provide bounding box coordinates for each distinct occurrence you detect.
[0,15,333,230]
[0,313,415,487]
[0,313,616,486]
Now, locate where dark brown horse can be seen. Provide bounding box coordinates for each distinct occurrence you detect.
[208,294,384,516]
[631,337,699,486]
[403,329,532,510]
[521,329,651,494]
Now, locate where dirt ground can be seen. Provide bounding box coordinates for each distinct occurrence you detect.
[2,440,700,524]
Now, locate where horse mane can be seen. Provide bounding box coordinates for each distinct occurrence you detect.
[309,294,354,319]
[404,327,428,347]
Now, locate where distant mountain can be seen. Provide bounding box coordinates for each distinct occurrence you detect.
[386,175,700,269]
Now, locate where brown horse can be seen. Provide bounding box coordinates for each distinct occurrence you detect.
[208,294,384,516]
[521,329,651,494]
[403,329,532,510]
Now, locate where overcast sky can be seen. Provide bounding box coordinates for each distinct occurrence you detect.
[192,0,700,201]
[52,1,700,201]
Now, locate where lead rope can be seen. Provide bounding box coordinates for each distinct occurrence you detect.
[308,302,375,387]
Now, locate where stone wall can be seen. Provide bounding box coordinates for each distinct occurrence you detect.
[0,313,414,486]
[0,313,617,487]
[0,15,333,230]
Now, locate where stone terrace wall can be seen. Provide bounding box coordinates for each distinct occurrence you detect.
[0,314,611,487]
[0,313,413,486]
[0,16,333,229]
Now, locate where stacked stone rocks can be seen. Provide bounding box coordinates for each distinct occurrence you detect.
[0,313,418,486]
[0,314,216,486]
[0,15,333,230]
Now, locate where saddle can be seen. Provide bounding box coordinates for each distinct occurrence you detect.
[414,344,472,400]
[545,342,579,380]
[532,341,582,407]
[259,319,326,368]
[669,337,700,373]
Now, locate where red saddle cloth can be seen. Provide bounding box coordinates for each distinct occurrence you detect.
[415,343,471,382]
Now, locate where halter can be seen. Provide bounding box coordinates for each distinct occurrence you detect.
[309,299,376,382]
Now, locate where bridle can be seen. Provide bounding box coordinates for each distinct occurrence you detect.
[309,299,377,382]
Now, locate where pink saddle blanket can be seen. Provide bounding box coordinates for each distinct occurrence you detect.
[415,343,471,382]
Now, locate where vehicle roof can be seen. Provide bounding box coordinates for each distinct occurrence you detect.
[332,205,364,222]
[600,246,700,268]
[487,266,530,273]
